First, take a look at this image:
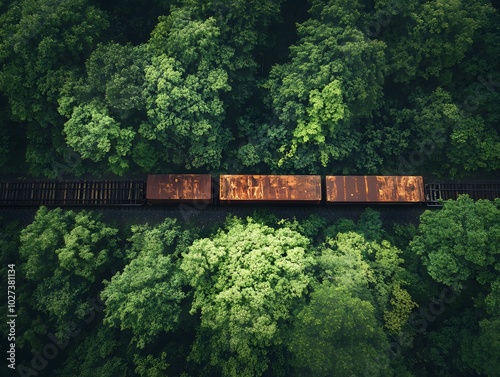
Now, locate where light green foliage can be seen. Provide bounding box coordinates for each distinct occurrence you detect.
[134,352,169,377]
[58,43,150,175]
[181,217,313,377]
[141,9,232,170]
[288,283,391,377]
[101,219,189,349]
[266,0,386,170]
[19,207,119,338]
[411,196,500,289]
[320,231,416,334]
[61,102,135,174]
[318,232,374,296]
[383,282,417,334]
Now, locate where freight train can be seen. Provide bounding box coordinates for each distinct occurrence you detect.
[1,174,499,207]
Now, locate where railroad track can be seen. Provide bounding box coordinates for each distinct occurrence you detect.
[0,180,145,206]
[425,182,500,206]
[1,177,499,208]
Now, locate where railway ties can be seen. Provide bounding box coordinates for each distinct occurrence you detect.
[0,179,145,207]
[425,182,500,206]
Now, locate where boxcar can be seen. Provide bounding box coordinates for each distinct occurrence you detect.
[326,176,425,203]
[219,175,322,204]
[146,174,212,204]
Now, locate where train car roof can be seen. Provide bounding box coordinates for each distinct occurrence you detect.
[326,176,425,203]
[146,174,212,202]
[219,174,321,202]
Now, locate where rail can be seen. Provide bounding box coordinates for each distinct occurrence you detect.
[0,180,145,206]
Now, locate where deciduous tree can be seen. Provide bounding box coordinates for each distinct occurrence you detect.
[101,219,190,348]
[181,217,313,377]
[19,207,119,340]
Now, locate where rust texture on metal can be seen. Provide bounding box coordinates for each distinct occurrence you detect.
[219,175,322,202]
[326,176,425,203]
[146,174,212,202]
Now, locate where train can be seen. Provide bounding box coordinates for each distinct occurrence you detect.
[0,174,499,207]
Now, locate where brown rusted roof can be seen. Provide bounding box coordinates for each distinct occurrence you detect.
[326,176,425,202]
[146,174,212,202]
[220,175,321,202]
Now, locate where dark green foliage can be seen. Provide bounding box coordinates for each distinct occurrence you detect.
[1,0,498,177]
[0,0,109,176]
[53,325,129,377]
[18,207,120,340]
[406,196,500,375]
[358,207,384,242]
[101,219,191,348]
[1,0,500,374]
[288,283,391,377]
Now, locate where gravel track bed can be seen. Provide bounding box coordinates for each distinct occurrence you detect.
[1,204,429,232]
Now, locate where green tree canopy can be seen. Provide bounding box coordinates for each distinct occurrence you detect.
[0,0,109,176]
[181,217,313,377]
[319,231,416,334]
[287,283,391,377]
[19,207,119,340]
[265,0,386,171]
[140,9,233,170]
[101,219,191,349]
[410,196,500,375]
[411,196,500,290]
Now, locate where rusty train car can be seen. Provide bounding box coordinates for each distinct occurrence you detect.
[144,174,498,206]
[1,174,499,207]
[219,175,322,204]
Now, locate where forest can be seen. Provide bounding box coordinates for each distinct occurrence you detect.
[0,199,499,376]
[1,0,500,376]
[0,0,499,177]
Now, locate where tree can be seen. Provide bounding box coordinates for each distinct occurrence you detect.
[410,196,500,375]
[141,8,233,170]
[464,317,500,376]
[318,231,416,335]
[379,0,500,177]
[53,325,129,377]
[181,217,313,377]
[0,0,109,176]
[287,283,391,377]
[101,219,190,349]
[58,43,150,174]
[19,207,120,340]
[179,0,285,106]
[391,87,500,177]
[411,196,500,290]
[265,0,387,171]
[385,0,493,83]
